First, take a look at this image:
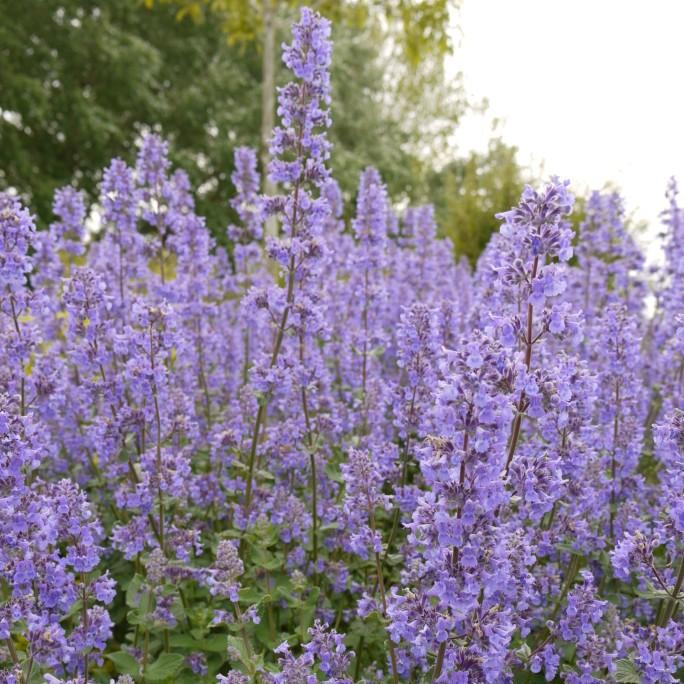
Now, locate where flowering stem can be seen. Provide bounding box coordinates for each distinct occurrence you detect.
[244,173,302,512]
[81,576,89,680]
[531,553,581,652]
[9,295,25,416]
[504,255,539,476]
[360,268,370,433]
[195,317,212,425]
[370,508,400,684]
[309,449,318,572]
[609,383,621,542]
[300,335,319,578]
[24,657,34,683]
[243,328,250,386]
[5,639,25,684]
[658,556,684,626]
[143,623,150,674]
[433,643,447,683]
[353,635,366,680]
[117,238,125,308]
[149,324,165,553]
[234,602,259,683]
[433,428,470,682]
[550,553,581,622]
[384,387,418,562]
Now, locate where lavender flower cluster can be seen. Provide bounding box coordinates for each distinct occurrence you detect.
[2,7,684,684]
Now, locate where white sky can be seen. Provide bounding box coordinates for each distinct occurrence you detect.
[450,0,684,259]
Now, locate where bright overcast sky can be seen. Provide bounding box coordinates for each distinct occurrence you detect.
[450,0,684,258]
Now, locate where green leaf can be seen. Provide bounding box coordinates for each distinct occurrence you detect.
[106,651,140,677]
[512,672,547,684]
[319,521,340,532]
[146,652,186,682]
[126,607,155,627]
[169,634,199,649]
[615,658,642,683]
[239,586,265,603]
[252,548,282,571]
[63,598,83,619]
[256,467,275,482]
[226,635,253,671]
[385,552,404,566]
[515,642,532,661]
[635,582,677,602]
[125,574,145,608]
[274,585,298,604]
[369,345,385,357]
[169,632,228,653]
[324,463,343,483]
[169,634,228,653]
[636,588,672,600]
[255,614,281,649]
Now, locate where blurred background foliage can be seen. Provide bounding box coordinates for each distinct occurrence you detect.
[0,0,527,258]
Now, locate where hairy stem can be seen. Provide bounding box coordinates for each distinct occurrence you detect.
[504,256,539,476]
[244,177,302,511]
[370,508,400,684]
[433,428,470,682]
[82,576,89,680]
[609,383,621,542]
[150,324,165,552]
[658,556,684,626]
[299,335,319,578]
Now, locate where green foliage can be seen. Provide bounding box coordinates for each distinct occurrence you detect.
[156,0,454,65]
[615,658,642,683]
[146,652,186,681]
[105,651,140,677]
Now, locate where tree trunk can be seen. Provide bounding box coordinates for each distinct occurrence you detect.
[261,0,278,237]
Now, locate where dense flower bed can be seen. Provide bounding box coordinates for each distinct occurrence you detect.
[3,7,684,684]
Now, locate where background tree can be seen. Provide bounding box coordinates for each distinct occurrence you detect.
[0,0,527,261]
[0,0,261,231]
[428,138,526,264]
[152,0,461,234]
[151,0,456,176]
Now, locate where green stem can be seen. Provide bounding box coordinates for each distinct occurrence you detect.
[244,119,306,512]
[150,324,165,553]
[551,554,581,623]
[5,639,25,684]
[433,426,470,682]
[353,635,365,681]
[433,642,446,683]
[234,603,260,683]
[658,556,684,626]
[300,335,319,579]
[82,576,89,680]
[609,383,621,542]
[503,255,539,476]
[360,268,370,434]
[370,505,399,684]
[383,387,418,561]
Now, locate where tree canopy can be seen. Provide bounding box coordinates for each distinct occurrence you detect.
[0,0,525,259]
[428,139,527,265]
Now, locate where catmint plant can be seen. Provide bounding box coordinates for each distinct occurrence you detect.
[5,7,684,684]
